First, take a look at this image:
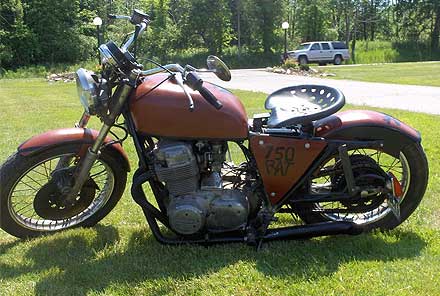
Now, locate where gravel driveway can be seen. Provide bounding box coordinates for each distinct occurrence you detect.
[201,69,440,115]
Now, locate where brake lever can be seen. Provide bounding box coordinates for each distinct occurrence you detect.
[173,74,194,112]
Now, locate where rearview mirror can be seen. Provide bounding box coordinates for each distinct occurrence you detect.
[206,55,231,82]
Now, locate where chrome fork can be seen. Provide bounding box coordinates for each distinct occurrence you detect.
[67,71,138,200]
[54,112,91,171]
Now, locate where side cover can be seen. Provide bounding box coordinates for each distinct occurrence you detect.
[18,128,130,171]
[250,135,327,204]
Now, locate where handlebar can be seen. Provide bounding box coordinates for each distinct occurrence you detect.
[108,14,131,21]
[108,10,150,52]
[140,64,184,76]
[185,72,223,110]
[198,85,223,110]
[140,65,223,110]
[121,21,148,52]
[105,10,223,111]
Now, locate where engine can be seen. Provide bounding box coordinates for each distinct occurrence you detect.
[153,140,253,235]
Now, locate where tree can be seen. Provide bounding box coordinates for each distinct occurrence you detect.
[0,0,34,68]
[240,0,286,53]
[177,0,232,54]
[296,0,330,42]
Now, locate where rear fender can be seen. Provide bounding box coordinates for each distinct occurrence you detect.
[17,128,130,171]
[315,110,421,157]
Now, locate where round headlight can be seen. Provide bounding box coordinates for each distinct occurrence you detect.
[75,68,98,115]
[98,43,118,68]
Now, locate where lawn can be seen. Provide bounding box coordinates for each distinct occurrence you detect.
[0,79,439,296]
[319,61,440,87]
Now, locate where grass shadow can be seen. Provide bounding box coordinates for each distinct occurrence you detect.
[0,226,426,295]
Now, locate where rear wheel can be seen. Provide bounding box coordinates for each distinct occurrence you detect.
[296,143,428,231]
[333,55,343,65]
[0,144,127,238]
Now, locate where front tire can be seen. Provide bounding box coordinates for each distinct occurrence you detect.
[296,143,428,231]
[298,56,308,66]
[0,144,127,238]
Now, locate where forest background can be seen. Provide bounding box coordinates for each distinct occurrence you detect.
[1,0,440,72]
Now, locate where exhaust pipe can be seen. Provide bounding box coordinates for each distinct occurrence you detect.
[263,221,364,241]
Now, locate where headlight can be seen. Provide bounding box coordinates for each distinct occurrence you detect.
[98,43,118,68]
[75,68,98,115]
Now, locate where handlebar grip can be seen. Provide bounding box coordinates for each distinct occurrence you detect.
[185,72,223,110]
[199,86,223,110]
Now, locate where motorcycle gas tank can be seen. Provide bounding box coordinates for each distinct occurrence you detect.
[130,74,248,139]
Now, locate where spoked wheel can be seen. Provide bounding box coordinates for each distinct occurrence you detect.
[296,143,428,231]
[0,144,127,238]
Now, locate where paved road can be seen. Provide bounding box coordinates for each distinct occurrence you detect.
[200,69,440,115]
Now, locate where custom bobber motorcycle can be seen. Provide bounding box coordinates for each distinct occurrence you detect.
[0,10,429,245]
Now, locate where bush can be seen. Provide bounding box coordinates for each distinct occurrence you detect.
[299,64,310,71]
[282,58,298,70]
[348,40,440,64]
[0,61,101,79]
[163,46,281,69]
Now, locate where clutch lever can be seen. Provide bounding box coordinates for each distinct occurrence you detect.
[172,74,195,112]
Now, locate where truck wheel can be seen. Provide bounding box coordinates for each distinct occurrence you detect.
[333,55,343,65]
[298,56,308,66]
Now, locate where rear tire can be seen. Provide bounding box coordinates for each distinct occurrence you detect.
[0,144,127,238]
[295,143,428,231]
[333,55,343,65]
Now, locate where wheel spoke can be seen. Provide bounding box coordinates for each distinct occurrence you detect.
[7,153,116,232]
[307,148,410,225]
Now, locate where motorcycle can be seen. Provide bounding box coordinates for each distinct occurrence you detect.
[0,10,429,246]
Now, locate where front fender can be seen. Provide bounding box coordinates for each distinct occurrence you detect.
[18,128,130,171]
[315,110,421,157]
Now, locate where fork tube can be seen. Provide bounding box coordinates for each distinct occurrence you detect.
[76,112,91,128]
[55,113,92,171]
[70,79,135,197]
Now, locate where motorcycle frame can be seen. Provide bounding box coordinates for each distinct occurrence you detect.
[65,64,415,244]
[101,90,381,243]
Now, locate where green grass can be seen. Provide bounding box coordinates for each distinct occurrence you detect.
[1,79,440,295]
[346,40,440,65]
[320,62,440,87]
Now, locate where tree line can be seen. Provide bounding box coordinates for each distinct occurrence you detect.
[1,0,439,69]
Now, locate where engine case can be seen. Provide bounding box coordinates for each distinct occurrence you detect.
[167,189,249,235]
[153,141,199,196]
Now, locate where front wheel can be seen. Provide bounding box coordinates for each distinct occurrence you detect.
[296,143,428,231]
[298,56,308,66]
[0,144,127,238]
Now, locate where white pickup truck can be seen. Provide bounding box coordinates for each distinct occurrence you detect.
[287,41,350,65]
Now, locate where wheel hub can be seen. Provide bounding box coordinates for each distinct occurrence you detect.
[333,155,389,212]
[34,168,98,220]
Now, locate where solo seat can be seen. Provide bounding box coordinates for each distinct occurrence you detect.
[265,85,345,128]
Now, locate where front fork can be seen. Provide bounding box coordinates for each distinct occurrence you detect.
[67,74,137,199]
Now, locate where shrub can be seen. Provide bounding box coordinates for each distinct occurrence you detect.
[299,64,310,71]
[282,58,297,70]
